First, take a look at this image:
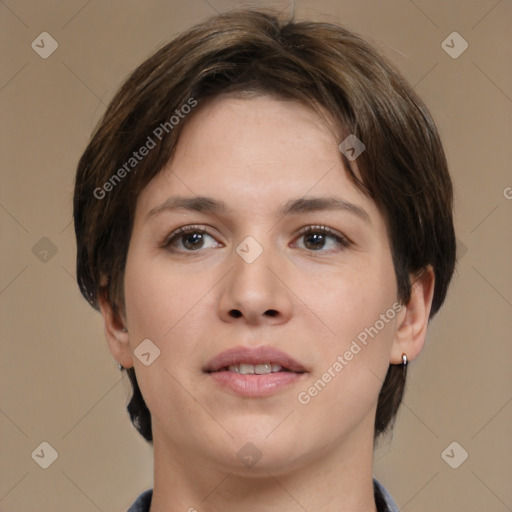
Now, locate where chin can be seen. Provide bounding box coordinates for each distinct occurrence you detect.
[224,413,294,444]
[216,422,307,473]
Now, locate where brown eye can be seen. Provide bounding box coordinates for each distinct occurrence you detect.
[163,226,220,252]
[179,231,207,250]
[303,231,327,250]
[295,226,350,252]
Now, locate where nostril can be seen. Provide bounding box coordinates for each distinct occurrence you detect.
[228,309,278,318]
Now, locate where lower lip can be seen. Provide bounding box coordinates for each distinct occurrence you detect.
[208,370,305,397]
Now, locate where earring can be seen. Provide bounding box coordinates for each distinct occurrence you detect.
[401,352,408,378]
[118,363,124,371]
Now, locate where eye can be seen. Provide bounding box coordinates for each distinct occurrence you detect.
[293,225,351,252]
[162,225,221,252]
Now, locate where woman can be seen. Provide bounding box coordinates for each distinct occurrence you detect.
[73,9,456,512]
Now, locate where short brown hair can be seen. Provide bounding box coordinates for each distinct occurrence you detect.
[74,9,456,442]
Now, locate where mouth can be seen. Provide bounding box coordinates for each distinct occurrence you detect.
[203,345,307,374]
[217,363,290,374]
[203,346,307,398]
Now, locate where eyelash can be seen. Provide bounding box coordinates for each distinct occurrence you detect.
[161,225,209,248]
[161,224,351,253]
[295,225,351,252]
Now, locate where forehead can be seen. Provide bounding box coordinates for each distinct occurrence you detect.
[135,94,378,223]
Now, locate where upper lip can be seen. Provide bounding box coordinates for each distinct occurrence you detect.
[203,345,307,373]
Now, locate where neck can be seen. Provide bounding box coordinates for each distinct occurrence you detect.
[149,422,378,512]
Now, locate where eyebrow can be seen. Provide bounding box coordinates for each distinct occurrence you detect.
[146,195,371,224]
[281,196,371,223]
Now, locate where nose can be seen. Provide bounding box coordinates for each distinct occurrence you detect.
[217,239,293,326]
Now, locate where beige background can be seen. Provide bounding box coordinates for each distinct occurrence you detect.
[1,0,511,511]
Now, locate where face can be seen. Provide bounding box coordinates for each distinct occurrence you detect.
[119,95,404,474]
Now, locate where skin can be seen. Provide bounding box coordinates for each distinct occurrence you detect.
[100,95,434,512]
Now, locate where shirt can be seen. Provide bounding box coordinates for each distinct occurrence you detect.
[127,478,399,511]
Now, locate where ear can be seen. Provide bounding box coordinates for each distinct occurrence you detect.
[390,266,435,364]
[98,278,134,369]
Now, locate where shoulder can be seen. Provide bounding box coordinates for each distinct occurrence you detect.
[373,478,399,512]
[127,488,153,512]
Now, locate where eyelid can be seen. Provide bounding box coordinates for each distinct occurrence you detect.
[160,224,218,248]
[294,224,352,248]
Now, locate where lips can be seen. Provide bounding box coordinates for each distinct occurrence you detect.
[203,345,307,374]
[204,345,307,398]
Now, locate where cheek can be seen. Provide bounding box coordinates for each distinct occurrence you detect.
[123,246,222,382]
[122,250,217,435]
[294,252,398,345]
[293,253,398,404]
[124,246,206,338]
